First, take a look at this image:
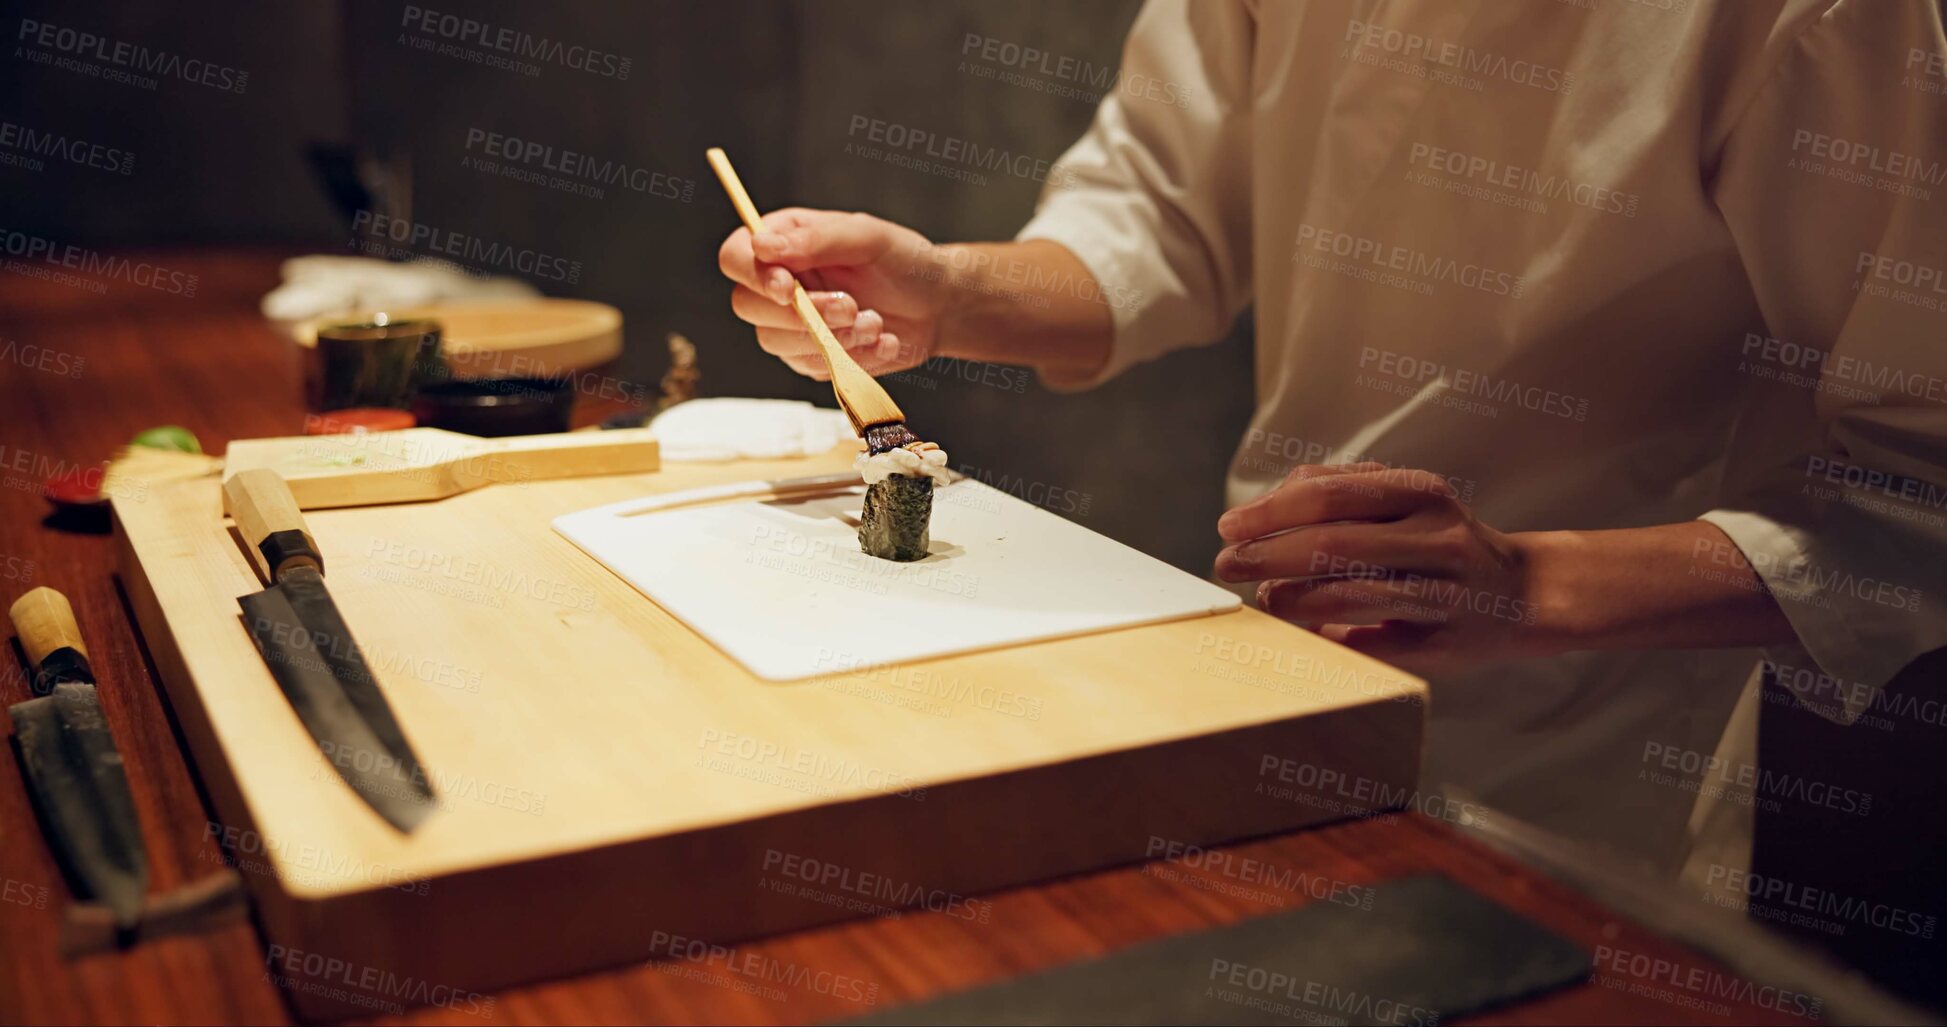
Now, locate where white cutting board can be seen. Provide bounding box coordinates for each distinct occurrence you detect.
[553,479,1241,680]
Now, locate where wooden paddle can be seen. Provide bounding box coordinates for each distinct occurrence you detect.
[223,427,659,509]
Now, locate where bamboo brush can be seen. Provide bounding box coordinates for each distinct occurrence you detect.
[704,147,917,452]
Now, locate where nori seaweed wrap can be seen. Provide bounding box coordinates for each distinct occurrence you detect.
[858,473,934,561]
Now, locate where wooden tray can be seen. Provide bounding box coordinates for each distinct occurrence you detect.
[114,444,1425,1019]
[293,298,622,381]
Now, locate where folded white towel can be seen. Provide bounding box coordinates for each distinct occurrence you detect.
[649,398,852,462]
[261,255,538,327]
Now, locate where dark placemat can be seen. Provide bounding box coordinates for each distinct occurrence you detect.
[851,872,1591,1026]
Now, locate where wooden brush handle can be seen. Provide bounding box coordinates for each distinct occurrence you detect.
[704,147,904,433]
[9,586,87,669]
[703,148,851,372]
[223,469,323,582]
[706,147,772,242]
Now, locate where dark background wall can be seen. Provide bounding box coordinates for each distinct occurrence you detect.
[2,0,1255,575]
[4,3,348,241]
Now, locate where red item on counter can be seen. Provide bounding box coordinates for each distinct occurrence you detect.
[43,465,108,506]
[304,408,416,435]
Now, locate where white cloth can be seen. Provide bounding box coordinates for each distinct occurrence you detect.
[260,255,538,328]
[1020,0,1947,872]
[648,398,853,462]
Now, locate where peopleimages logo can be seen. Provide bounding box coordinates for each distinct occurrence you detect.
[1239,429,1480,500]
[1688,535,1923,614]
[1294,223,1525,298]
[958,32,1192,109]
[461,129,693,202]
[646,929,880,1005]
[1641,740,1872,816]
[1790,130,1947,190]
[1207,959,1439,1026]
[845,116,1077,188]
[1739,331,1947,403]
[1590,945,1821,1019]
[1767,656,1947,731]
[1256,755,1484,826]
[1804,455,1947,514]
[0,337,85,379]
[761,849,991,923]
[1356,346,1589,421]
[696,728,928,800]
[1342,18,1575,94]
[264,945,494,1017]
[1857,251,1947,296]
[0,229,197,295]
[1907,47,1946,97]
[1705,864,1938,939]
[347,211,582,285]
[1145,837,1376,910]
[904,241,1145,312]
[1405,142,1641,218]
[1305,553,1540,627]
[399,5,630,79]
[0,120,134,175]
[1196,632,1418,704]
[16,18,248,93]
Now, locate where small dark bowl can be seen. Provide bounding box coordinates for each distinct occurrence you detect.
[411,377,573,437]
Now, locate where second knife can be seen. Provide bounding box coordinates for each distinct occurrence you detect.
[8,587,148,930]
[223,468,437,832]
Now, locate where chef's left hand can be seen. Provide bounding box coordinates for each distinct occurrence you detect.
[1215,463,1547,674]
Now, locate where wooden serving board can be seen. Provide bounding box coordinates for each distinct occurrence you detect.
[225,427,661,509]
[114,444,1426,1019]
[293,298,623,380]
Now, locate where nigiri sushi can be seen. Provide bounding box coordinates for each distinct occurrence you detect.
[856,424,949,562]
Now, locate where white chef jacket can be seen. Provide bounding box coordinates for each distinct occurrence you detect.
[1019,0,1947,872]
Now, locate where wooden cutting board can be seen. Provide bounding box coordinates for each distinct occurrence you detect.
[554,480,1242,680]
[114,443,1425,1019]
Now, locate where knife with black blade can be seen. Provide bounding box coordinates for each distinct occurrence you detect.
[8,587,149,931]
[223,468,436,832]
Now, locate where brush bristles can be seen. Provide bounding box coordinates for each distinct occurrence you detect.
[863,422,921,454]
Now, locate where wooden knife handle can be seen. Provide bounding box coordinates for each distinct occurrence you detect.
[223,469,323,582]
[9,586,87,670]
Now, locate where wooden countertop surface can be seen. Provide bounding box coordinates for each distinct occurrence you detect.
[0,250,1811,1025]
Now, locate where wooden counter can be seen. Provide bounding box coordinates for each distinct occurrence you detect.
[0,250,1815,1025]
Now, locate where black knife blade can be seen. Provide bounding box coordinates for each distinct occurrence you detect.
[8,587,148,930]
[224,468,436,833]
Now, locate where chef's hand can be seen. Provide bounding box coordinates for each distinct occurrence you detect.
[718,208,945,380]
[1214,463,1545,675]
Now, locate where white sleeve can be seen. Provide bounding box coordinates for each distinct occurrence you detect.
[1015,0,1257,390]
[1702,0,1947,724]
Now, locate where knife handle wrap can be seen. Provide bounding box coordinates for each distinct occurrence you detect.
[258,530,324,580]
[32,646,94,695]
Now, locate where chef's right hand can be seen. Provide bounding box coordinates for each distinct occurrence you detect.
[718,208,946,380]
